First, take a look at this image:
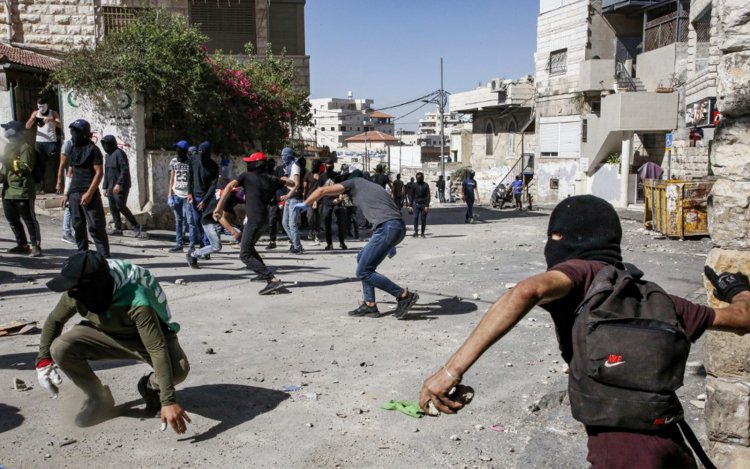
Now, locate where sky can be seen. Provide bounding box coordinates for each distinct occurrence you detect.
[305,0,539,130]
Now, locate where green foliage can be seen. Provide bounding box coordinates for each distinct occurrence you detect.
[452,166,474,181]
[606,152,621,165]
[50,9,311,153]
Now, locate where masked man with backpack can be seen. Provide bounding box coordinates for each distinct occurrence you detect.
[1,121,42,256]
[419,195,750,469]
[36,251,191,432]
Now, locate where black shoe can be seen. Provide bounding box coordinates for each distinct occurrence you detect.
[75,385,115,427]
[394,291,419,320]
[266,241,277,250]
[186,251,198,269]
[420,234,426,238]
[169,246,183,253]
[30,245,43,257]
[348,303,381,318]
[7,244,30,254]
[290,247,304,254]
[137,373,161,416]
[204,254,211,260]
[250,274,269,282]
[259,280,283,295]
[324,244,333,251]
[339,243,348,250]
[412,233,418,238]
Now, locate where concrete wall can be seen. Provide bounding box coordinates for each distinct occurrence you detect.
[638,44,678,92]
[535,158,581,203]
[61,90,148,216]
[0,91,12,124]
[579,59,616,91]
[589,163,621,204]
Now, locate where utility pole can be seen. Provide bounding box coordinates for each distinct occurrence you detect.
[363,119,368,172]
[439,57,446,181]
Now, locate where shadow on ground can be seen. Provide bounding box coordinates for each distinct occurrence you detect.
[176,384,289,443]
[0,403,23,434]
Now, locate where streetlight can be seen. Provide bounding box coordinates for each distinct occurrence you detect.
[363,119,368,172]
[422,58,447,180]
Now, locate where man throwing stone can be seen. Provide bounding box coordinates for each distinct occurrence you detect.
[36,251,191,433]
[298,170,419,318]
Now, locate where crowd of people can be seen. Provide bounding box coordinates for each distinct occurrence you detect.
[10,105,745,468]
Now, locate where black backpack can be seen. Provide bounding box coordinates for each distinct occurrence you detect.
[569,263,716,468]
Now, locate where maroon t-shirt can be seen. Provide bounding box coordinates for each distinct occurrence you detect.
[542,259,714,469]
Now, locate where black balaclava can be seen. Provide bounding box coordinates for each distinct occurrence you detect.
[246,160,267,172]
[176,147,188,162]
[311,158,322,175]
[325,160,335,177]
[544,195,622,269]
[70,127,89,146]
[67,259,115,315]
[100,135,118,154]
[416,173,424,183]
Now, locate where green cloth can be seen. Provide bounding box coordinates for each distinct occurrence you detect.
[381,400,424,418]
[38,260,182,405]
[1,142,36,200]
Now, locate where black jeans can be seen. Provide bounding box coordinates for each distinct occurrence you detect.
[413,202,428,235]
[36,141,59,193]
[107,189,138,230]
[345,206,359,239]
[68,190,110,257]
[465,195,475,221]
[267,203,282,241]
[323,205,346,246]
[240,221,272,279]
[3,197,41,246]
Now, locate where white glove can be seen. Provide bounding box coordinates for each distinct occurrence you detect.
[36,362,63,398]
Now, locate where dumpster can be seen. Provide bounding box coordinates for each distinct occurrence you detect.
[643,179,714,238]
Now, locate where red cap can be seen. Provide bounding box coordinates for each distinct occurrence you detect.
[243,152,267,162]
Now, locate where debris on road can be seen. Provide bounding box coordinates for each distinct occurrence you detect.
[13,377,29,391]
[0,320,38,337]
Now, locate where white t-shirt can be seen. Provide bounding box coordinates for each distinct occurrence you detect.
[169,158,190,198]
[35,110,57,143]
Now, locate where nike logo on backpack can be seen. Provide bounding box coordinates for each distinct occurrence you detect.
[604,354,625,368]
[604,360,626,368]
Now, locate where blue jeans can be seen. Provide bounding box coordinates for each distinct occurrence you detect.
[192,223,221,258]
[173,195,198,250]
[62,205,72,237]
[282,197,302,250]
[356,219,406,303]
[190,196,210,247]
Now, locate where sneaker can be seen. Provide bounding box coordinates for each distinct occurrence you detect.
[107,228,123,236]
[30,245,42,257]
[311,239,321,246]
[266,241,277,250]
[339,243,348,250]
[74,385,115,427]
[290,247,304,254]
[61,235,76,245]
[324,244,333,251]
[137,373,161,416]
[250,274,270,282]
[394,291,419,320]
[7,244,30,254]
[420,234,426,238]
[132,225,142,238]
[168,246,183,253]
[185,251,198,269]
[259,280,283,295]
[412,233,418,238]
[203,254,211,260]
[348,303,381,318]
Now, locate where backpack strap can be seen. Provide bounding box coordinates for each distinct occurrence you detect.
[676,420,717,469]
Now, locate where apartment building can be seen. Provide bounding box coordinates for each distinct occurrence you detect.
[450,77,536,171]
[301,97,394,149]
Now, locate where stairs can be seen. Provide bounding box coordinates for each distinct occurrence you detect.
[617,77,646,92]
[34,193,65,217]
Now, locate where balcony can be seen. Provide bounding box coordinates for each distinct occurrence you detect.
[579,59,616,92]
[583,91,678,175]
[602,0,663,12]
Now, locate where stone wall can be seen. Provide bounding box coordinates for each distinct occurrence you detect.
[704,0,750,466]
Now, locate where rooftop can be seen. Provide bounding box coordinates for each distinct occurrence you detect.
[0,44,60,71]
[345,130,400,143]
[369,111,394,119]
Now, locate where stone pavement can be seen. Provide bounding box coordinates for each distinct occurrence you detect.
[0,204,713,468]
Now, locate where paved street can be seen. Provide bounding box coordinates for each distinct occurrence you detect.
[0,205,713,468]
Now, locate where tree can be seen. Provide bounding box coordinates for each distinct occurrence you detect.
[50,10,310,153]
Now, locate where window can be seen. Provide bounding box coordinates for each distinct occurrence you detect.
[340,126,346,131]
[591,100,601,115]
[582,119,588,143]
[485,120,494,155]
[269,1,303,55]
[550,178,559,190]
[547,49,567,76]
[540,119,581,158]
[190,1,256,54]
[101,6,147,35]
[330,127,335,131]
